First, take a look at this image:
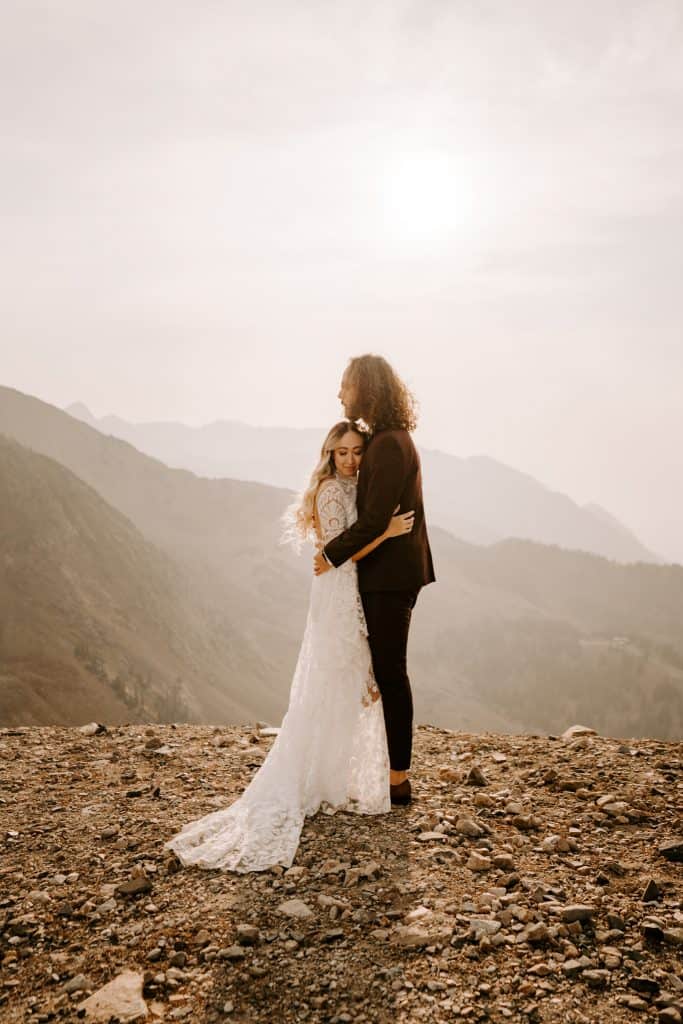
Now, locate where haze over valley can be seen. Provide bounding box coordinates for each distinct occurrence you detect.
[2,385,682,740]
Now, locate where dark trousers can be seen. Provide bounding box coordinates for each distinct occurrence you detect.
[361,588,420,772]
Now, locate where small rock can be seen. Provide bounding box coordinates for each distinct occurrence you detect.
[526,922,550,945]
[562,959,586,978]
[541,834,572,854]
[115,876,152,897]
[466,765,488,787]
[493,853,515,871]
[583,969,609,989]
[284,865,306,881]
[511,814,541,832]
[466,852,491,872]
[236,924,261,946]
[217,946,246,960]
[642,879,662,902]
[63,973,91,994]
[455,817,485,838]
[27,889,52,904]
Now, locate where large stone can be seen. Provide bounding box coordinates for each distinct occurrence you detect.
[468,917,502,941]
[277,898,314,919]
[616,994,649,1012]
[659,839,683,863]
[658,1008,683,1024]
[466,852,491,872]
[394,919,454,947]
[629,976,661,997]
[561,904,596,923]
[77,970,147,1022]
[455,816,485,838]
[602,801,631,818]
[526,922,551,945]
[562,725,597,739]
[394,908,454,947]
[78,722,108,736]
[418,831,449,842]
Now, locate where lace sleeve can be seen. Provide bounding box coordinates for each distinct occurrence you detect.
[316,481,348,544]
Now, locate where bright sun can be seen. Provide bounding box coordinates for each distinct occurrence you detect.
[381,151,469,243]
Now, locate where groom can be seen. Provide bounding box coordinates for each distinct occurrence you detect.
[313,354,435,805]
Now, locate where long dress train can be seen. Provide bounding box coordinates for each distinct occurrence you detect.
[163,473,391,872]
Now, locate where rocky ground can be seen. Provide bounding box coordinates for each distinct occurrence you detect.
[0,722,681,1024]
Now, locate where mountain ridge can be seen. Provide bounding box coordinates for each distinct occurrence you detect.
[64,400,660,565]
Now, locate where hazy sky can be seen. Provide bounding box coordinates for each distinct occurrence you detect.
[2,1,682,562]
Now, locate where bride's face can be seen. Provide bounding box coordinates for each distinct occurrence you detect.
[332,431,364,478]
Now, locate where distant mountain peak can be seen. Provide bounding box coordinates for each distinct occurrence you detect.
[65,402,94,421]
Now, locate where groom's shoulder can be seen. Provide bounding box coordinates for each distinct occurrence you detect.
[371,427,410,444]
[372,428,414,453]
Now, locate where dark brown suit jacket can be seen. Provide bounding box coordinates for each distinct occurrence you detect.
[323,428,436,592]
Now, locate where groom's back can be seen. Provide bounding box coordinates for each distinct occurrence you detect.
[357,429,435,592]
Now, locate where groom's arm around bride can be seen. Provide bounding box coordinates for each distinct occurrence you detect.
[321,428,434,593]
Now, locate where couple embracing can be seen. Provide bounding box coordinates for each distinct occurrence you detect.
[165,355,435,872]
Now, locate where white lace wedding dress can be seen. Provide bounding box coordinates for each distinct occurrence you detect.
[163,473,391,872]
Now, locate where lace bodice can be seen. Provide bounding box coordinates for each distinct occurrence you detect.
[315,474,358,544]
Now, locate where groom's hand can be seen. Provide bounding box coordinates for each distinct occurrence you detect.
[313,552,332,576]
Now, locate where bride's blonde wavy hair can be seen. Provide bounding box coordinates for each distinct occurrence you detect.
[281,420,369,550]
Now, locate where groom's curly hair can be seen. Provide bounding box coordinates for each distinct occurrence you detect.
[346,354,418,433]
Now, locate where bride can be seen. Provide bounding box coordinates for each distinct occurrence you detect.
[163,420,415,872]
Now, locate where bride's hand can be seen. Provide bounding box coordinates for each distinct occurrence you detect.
[313,552,331,575]
[386,510,415,539]
[362,681,381,706]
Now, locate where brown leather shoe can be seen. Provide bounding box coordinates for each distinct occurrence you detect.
[390,779,411,805]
